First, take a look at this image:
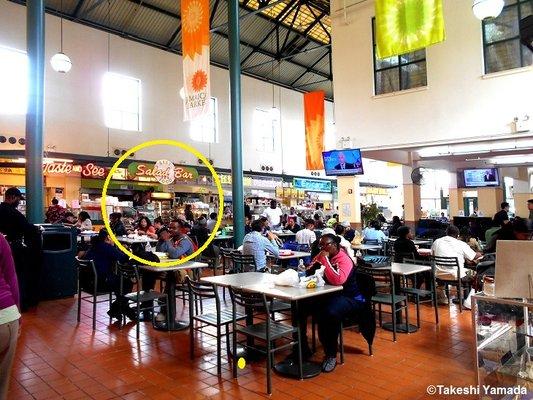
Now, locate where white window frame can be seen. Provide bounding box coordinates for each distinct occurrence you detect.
[0,46,28,115]
[190,97,218,143]
[253,107,278,153]
[102,72,142,131]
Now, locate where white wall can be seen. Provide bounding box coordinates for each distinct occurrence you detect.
[0,0,334,178]
[330,0,533,150]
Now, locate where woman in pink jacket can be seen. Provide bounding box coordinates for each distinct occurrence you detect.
[0,235,20,399]
[311,234,365,372]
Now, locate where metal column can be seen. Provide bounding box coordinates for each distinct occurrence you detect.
[228,0,245,246]
[25,0,45,224]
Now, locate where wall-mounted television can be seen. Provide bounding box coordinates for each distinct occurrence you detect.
[461,168,500,187]
[322,149,364,176]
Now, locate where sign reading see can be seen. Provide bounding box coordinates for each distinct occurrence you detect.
[81,163,108,179]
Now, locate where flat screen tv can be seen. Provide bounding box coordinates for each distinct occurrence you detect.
[462,168,500,187]
[322,149,364,176]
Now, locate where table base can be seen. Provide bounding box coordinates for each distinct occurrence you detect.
[274,360,321,379]
[382,322,418,333]
[153,319,189,332]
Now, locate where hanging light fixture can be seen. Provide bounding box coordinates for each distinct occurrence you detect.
[50,0,72,73]
[472,0,504,20]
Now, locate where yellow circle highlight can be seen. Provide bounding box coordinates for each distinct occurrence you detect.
[237,357,246,369]
[100,139,224,267]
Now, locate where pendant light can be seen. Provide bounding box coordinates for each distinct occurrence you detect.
[50,0,72,73]
[472,0,504,20]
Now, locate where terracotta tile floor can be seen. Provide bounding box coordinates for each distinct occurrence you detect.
[7,292,477,400]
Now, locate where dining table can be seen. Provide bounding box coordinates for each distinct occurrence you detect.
[201,272,342,379]
[138,260,209,331]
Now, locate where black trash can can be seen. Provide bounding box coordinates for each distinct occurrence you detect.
[36,224,78,300]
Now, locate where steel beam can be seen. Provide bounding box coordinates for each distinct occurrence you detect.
[228,0,245,247]
[289,49,330,85]
[25,0,45,223]
[243,43,329,71]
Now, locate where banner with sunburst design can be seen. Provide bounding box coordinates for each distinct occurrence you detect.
[375,0,445,59]
[304,91,325,170]
[181,0,210,121]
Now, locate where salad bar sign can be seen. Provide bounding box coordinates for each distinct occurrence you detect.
[127,162,198,183]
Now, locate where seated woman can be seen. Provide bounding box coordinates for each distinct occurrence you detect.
[76,211,93,231]
[81,229,133,320]
[137,216,157,239]
[300,234,365,373]
[393,226,418,262]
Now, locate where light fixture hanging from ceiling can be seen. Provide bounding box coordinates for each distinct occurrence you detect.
[50,0,72,73]
[472,0,504,20]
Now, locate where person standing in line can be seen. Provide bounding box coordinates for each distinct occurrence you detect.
[45,198,66,223]
[184,204,195,223]
[262,200,283,230]
[0,234,21,399]
[0,188,40,311]
[493,202,510,227]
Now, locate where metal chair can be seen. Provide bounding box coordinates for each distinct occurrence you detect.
[230,253,259,273]
[363,265,409,342]
[76,258,114,331]
[219,248,238,300]
[401,258,439,326]
[432,256,471,313]
[187,277,246,375]
[116,262,170,339]
[229,287,303,395]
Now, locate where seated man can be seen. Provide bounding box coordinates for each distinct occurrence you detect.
[431,225,483,305]
[242,219,279,272]
[295,219,317,248]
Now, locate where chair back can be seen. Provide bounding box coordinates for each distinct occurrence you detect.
[186,276,220,317]
[76,257,100,294]
[220,247,235,268]
[116,261,140,296]
[357,264,395,294]
[431,256,460,280]
[231,253,258,273]
[76,257,97,277]
[354,266,377,303]
[393,252,416,263]
[363,239,379,245]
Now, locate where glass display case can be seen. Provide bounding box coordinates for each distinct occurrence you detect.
[472,294,533,399]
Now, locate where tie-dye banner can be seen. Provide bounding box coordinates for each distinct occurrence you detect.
[375,0,445,59]
[181,0,210,120]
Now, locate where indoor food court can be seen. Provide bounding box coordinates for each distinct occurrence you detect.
[0,0,532,399]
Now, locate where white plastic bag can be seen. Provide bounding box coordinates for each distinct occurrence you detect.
[463,288,476,310]
[273,269,300,287]
[298,269,325,288]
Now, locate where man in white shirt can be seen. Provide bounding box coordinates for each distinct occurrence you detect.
[432,225,482,304]
[295,219,317,247]
[334,224,355,258]
[262,200,282,229]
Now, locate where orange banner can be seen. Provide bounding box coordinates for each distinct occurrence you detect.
[304,91,325,170]
[181,0,210,121]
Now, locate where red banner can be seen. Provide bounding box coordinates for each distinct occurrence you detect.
[304,91,325,170]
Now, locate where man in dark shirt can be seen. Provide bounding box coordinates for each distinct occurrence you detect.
[493,202,510,227]
[393,226,418,262]
[0,188,41,310]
